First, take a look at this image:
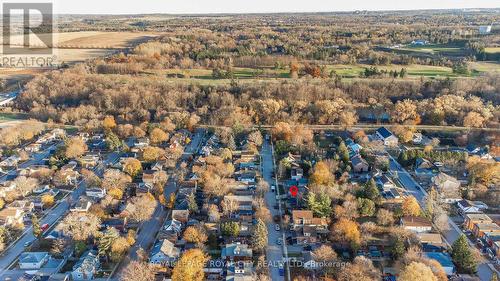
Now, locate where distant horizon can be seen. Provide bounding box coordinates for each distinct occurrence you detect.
[44,0,500,15]
[53,7,500,16]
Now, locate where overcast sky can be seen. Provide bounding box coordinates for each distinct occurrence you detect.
[51,0,499,14]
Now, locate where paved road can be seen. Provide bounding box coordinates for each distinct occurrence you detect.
[0,151,120,277]
[113,129,205,279]
[261,139,286,281]
[388,154,498,281]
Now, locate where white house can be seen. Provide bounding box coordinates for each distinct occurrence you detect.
[400,216,432,233]
[375,127,398,146]
[0,181,16,198]
[456,200,488,216]
[479,25,492,35]
[19,252,49,269]
[0,207,24,226]
[85,188,106,199]
[72,251,100,280]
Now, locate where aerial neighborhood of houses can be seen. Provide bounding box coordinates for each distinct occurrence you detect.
[0,119,498,281]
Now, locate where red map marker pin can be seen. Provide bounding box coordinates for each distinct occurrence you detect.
[289,185,298,197]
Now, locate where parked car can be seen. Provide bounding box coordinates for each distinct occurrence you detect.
[41,223,49,232]
[24,239,35,248]
[278,264,284,276]
[271,184,276,192]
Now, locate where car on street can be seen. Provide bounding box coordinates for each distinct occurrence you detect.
[41,223,49,232]
[24,239,35,247]
[273,215,281,223]
[278,264,284,276]
[271,184,276,192]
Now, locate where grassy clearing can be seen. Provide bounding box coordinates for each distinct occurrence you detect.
[402,44,464,55]
[143,61,499,86]
[0,112,29,122]
[484,47,500,54]
[469,61,500,73]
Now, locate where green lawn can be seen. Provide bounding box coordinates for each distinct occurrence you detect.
[143,59,500,86]
[0,112,29,122]
[403,44,464,55]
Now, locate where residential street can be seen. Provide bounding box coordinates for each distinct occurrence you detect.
[261,139,286,281]
[0,151,120,278]
[388,154,498,281]
[113,129,205,278]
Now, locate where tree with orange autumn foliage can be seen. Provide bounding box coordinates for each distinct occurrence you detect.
[310,161,335,186]
[331,218,361,250]
[401,196,421,217]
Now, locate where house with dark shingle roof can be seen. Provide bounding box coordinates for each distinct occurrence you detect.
[375,127,398,146]
[400,216,432,233]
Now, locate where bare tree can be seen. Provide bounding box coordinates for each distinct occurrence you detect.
[60,212,100,241]
[120,261,156,281]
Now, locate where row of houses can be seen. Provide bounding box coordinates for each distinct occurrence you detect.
[18,250,99,280]
[149,134,261,280]
[461,210,500,260]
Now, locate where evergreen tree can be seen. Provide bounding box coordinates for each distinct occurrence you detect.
[357,198,376,217]
[392,236,405,260]
[187,193,199,214]
[306,192,332,218]
[98,227,120,259]
[32,214,42,239]
[363,179,380,200]
[338,141,350,163]
[106,131,122,151]
[451,234,477,274]
[399,68,407,78]
[252,219,268,252]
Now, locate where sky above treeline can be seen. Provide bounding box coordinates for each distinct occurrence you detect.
[46,0,500,14]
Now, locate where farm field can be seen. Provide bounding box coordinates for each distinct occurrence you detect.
[0,31,162,87]
[1,31,161,49]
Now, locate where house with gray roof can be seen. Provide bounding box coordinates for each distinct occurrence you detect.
[149,239,180,266]
[71,250,100,280]
[19,252,49,269]
[221,243,252,262]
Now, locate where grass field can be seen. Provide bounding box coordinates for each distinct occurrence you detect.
[400,44,464,55]
[151,61,500,85]
[469,61,500,73]
[0,112,28,122]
